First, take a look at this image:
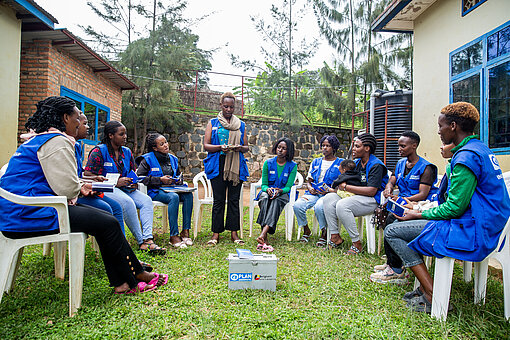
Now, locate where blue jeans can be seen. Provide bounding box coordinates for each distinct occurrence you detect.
[152,189,193,237]
[104,188,154,245]
[77,195,125,234]
[293,194,327,230]
[384,219,429,268]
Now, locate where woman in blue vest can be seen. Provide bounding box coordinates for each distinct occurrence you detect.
[370,131,438,284]
[386,102,510,313]
[323,133,389,254]
[0,96,167,294]
[84,121,166,255]
[136,133,193,248]
[292,135,343,245]
[256,137,297,251]
[74,113,125,232]
[203,92,249,246]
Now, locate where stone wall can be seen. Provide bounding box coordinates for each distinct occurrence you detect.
[167,113,353,182]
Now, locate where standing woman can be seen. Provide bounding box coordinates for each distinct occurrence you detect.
[203,92,249,246]
[0,96,167,294]
[256,138,297,251]
[136,133,193,249]
[84,121,166,255]
[323,133,388,254]
[293,135,343,245]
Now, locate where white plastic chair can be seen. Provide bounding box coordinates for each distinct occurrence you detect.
[192,171,244,239]
[248,172,304,241]
[0,187,86,317]
[430,170,510,321]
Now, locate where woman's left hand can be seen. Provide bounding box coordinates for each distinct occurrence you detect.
[395,210,422,221]
[80,183,95,197]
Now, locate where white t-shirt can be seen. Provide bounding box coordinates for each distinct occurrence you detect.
[307,159,335,182]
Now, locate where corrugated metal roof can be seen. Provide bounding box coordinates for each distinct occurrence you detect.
[371,0,438,33]
[21,29,138,90]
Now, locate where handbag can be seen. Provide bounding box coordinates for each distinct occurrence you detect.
[372,203,389,230]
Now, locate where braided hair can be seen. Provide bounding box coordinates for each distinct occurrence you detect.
[101,120,124,155]
[25,96,76,133]
[146,132,163,153]
[358,133,377,154]
[319,135,340,152]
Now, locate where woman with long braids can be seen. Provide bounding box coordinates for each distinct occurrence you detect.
[136,133,193,248]
[84,121,166,255]
[0,96,168,294]
[203,92,249,246]
[322,133,389,254]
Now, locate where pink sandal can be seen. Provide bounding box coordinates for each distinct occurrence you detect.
[115,281,156,295]
[256,243,274,252]
[148,273,169,287]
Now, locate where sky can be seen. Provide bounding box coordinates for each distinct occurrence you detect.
[35,0,338,91]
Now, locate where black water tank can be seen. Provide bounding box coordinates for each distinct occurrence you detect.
[371,90,412,171]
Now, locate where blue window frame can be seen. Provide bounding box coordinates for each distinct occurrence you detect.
[60,86,110,146]
[450,20,510,154]
[462,0,487,17]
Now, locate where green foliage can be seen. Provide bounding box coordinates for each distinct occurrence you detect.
[1,207,509,338]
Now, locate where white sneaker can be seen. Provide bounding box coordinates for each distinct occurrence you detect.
[373,263,389,272]
[369,266,408,285]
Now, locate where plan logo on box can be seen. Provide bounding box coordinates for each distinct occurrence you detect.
[229,273,252,281]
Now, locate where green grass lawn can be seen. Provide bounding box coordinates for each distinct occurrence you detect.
[1,207,509,339]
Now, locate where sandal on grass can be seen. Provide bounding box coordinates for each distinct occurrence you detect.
[206,239,218,247]
[403,287,424,302]
[233,239,245,245]
[316,237,327,247]
[327,239,344,249]
[299,234,310,243]
[407,295,432,313]
[139,261,153,272]
[182,237,193,246]
[140,240,167,256]
[256,243,274,252]
[344,245,362,255]
[148,273,169,287]
[114,281,156,295]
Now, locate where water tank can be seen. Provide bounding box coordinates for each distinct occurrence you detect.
[370,90,412,171]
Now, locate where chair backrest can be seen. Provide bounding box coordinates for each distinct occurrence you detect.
[193,171,213,201]
[295,172,304,188]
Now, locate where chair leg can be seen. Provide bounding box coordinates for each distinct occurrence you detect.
[193,203,201,239]
[42,243,52,256]
[377,228,383,256]
[249,203,255,238]
[239,201,244,239]
[498,254,510,320]
[365,215,375,254]
[312,215,319,236]
[68,233,86,317]
[162,207,169,234]
[285,204,293,241]
[463,261,473,283]
[197,206,204,233]
[431,257,455,321]
[54,241,67,280]
[296,218,301,241]
[0,245,22,299]
[6,248,23,293]
[473,260,489,305]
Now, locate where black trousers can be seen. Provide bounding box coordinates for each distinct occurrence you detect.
[3,204,143,289]
[210,155,242,233]
[256,192,289,234]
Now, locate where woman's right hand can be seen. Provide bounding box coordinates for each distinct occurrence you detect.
[220,144,231,153]
[117,177,133,187]
[307,183,317,195]
[383,187,392,198]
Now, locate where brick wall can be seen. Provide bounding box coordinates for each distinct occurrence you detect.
[18,39,123,141]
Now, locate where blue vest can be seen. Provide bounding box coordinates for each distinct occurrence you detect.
[409,139,510,262]
[355,154,388,204]
[98,144,132,177]
[142,151,179,199]
[305,157,343,195]
[394,157,438,201]
[74,142,83,178]
[257,157,297,200]
[0,133,64,233]
[203,118,249,181]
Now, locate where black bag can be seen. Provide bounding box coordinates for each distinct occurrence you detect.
[372,203,389,230]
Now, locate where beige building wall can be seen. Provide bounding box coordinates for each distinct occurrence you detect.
[0,5,21,166]
[413,0,510,173]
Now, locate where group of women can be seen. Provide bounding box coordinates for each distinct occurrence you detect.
[1,93,509,314]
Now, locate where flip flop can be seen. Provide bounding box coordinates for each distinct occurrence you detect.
[316,237,327,247]
[403,287,424,302]
[148,273,169,287]
[299,234,310,243]
[233,239,245,245]
[140,240,167,256]
[407,294,432,313]
[114,281,156,295]
[182,237,194,246]
[206,239,218,247]
[256,243,274,252]
[327,239,344,249]
[344,245,362,255]
[171,241,187,249]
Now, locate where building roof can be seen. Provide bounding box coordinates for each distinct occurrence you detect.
[2,0,57,30]
[371,0,438,33]
[21,28,138,90]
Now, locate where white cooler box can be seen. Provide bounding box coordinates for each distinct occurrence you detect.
[227,253,277,291]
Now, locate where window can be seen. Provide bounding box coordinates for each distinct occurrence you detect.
[462,0,487,17]
[60,87,110,145]
[450,20,510,154]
